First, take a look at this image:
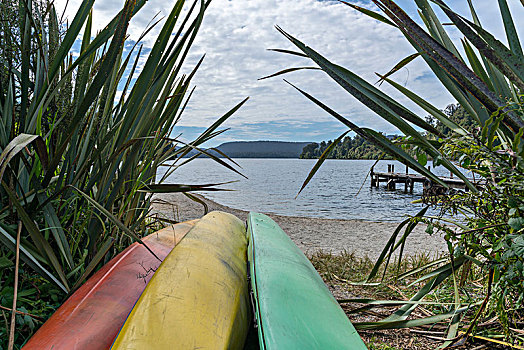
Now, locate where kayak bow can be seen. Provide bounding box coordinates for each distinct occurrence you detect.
[247,212,367,349]
[111,211,250,349]
[23,220,196,350]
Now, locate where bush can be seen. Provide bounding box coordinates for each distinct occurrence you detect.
[269,0,523,346]
[0,0,245,346]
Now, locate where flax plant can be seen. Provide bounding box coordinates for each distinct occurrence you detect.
[0,1,245,340]
[268,0,523,346]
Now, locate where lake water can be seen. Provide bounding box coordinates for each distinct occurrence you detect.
[158,158,453,222]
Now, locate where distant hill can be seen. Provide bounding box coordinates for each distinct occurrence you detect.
[183,141,312,158]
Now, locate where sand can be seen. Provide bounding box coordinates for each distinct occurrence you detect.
[150,193,448,259]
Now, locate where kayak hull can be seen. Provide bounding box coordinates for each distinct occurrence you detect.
[111,211,250,350]
[247,212,367,349]
[23,220,196,350]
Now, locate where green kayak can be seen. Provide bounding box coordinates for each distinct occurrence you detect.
[247,212,367,349]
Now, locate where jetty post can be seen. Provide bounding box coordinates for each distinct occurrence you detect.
[387,163,396,190]
[387,179,396,190]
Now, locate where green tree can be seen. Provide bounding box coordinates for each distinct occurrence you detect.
[300,134,396,159]
[427,103,476,137]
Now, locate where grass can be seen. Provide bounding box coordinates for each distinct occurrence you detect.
[310,250,438,301]
[367,337,403,350]
[310,250,517,350]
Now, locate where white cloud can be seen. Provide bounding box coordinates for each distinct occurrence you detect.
[179,0,434,132]
[53,0,523,143]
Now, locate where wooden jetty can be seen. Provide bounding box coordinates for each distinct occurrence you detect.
[370,164,477,194]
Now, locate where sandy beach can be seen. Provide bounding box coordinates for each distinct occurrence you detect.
[151,193,448,259]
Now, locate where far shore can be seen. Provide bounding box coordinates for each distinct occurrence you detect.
[150,193,448,260]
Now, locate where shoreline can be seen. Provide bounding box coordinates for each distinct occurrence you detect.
[150,193,448,259]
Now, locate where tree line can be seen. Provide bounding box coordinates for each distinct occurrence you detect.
[300,104,473,160]
[300,134,398,159]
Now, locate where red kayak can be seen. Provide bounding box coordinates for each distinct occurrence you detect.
[23,220,197,350]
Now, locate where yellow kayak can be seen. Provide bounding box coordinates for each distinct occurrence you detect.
[111,211,250,349]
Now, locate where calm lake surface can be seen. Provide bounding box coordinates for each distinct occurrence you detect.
[158,159,453,222]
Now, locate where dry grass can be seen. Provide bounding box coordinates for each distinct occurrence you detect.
[309,250,513,350]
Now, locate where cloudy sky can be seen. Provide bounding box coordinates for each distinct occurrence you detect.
[56,0,523,146]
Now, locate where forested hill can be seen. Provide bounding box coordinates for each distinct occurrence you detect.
[300,135,398,160]
[426,104,475,137]
[300,103,473,160]
[184,141,312,158]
